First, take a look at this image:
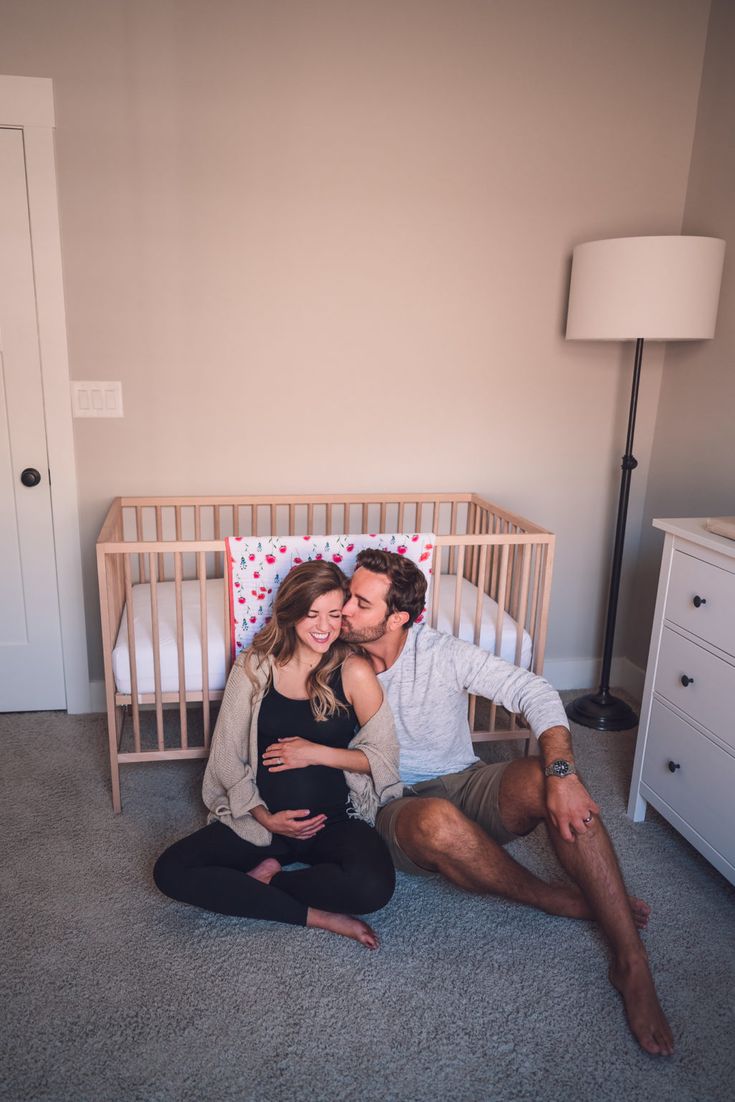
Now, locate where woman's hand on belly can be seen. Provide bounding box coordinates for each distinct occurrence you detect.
[251,803,327,839]
[262,736,320,771]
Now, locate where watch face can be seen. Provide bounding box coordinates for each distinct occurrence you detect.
[549,759,572,777]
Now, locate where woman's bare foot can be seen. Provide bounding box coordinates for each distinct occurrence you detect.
[247,858,282,885]
[610,954,675,1055]
[307,908,379,949]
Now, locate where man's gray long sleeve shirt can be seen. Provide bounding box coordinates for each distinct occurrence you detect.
[377,624,570,784]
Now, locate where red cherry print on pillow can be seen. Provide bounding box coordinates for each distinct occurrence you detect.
[397,545,407,555]
[279,545,287,554]
[238,597,245,604]
[412,534,419,541]
[346,543,354,553]
[416,612,425,623]
[293,557,303,564]
[253,571,260,578]
[265,554,276,564]
[249,554,255,561]
[419,551,430,561]
[315,553,323,560]
[249,616,257,623]
[333,554,343,563]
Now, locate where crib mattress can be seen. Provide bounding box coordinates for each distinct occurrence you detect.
[111,575,533,696]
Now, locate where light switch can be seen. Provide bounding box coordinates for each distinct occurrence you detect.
[71,381,124,418]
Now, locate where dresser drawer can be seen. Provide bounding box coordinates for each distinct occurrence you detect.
[655,627,735,753]
[666,551,735,657]
[642,698,735,863]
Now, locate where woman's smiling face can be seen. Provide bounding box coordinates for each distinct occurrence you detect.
[294,588,345,656]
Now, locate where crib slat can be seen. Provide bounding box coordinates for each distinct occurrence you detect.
[362,502,368,532]
[123,555,141,754]
[289,504,296,535]
[468,544,489,734]
[430,550,441,629]
[449,502,458,573]
[149,555,165,751]
[214,507,222,580]
[174,553,188,749]
[224,558,232,684]
[136,506,145,583]
[270,504,276,535]
[232,503,239,538]
[198,552,211,747]
[379,502,386,532]
[515,544,532,668]
[398,501,405,531]
[452,546,464,636]
[155,506,164,581]
[489,544,510,733]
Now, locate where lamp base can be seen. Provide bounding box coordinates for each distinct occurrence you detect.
[565,690,638,732]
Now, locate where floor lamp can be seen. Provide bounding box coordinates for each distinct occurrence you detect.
[565,235,726,731]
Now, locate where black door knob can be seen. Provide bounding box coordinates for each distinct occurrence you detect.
[680,675,694,687]
[692,595,707,608]
[667,760,681,773]
[20,467,42,487]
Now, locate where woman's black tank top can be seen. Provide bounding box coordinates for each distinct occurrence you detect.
[256,668,357,824]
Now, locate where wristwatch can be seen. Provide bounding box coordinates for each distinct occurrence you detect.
[544,759,578,778]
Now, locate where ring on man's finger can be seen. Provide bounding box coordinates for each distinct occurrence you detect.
[582,813,593,825]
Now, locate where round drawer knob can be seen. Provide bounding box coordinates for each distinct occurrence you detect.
[680,675,694,687]
[692,595,707,608]
[667,760,681,773]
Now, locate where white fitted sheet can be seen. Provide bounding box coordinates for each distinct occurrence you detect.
[434,575,533,669]
[112,573,532,697]
[112,578,227,696]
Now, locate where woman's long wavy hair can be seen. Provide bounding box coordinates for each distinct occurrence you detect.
[245,560,353,721]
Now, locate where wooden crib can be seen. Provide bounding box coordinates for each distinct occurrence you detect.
[97,492,555,811]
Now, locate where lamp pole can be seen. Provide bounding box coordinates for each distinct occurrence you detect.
[566,338,643,730]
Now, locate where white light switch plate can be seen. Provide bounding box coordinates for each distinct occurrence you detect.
[71,381,124,418]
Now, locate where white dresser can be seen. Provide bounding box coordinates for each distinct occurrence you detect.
[628,518,735,886]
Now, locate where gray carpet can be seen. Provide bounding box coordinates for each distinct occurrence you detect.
[2,702,734,1102]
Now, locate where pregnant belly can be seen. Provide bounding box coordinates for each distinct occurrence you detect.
[258,765,350,820]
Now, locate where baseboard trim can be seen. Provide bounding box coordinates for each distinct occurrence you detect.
[544,657,645,704]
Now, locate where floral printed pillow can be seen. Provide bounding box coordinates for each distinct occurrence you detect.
[226,532,435,658]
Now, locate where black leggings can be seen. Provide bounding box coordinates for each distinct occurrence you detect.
[153,818,395,926]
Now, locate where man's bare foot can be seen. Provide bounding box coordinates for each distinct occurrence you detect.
[247,858,281,885]
[610,954,674,1056]
[307,908,379,949]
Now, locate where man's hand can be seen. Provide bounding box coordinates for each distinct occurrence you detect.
[545,775,600,843]
[262,737,321,771]
[264,809,327,839]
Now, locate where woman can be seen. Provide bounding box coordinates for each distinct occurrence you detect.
[154,560,402,948]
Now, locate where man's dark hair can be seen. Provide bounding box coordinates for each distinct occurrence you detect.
[355,548,427,628]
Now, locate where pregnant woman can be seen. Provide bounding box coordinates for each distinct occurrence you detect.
[153,560,402,948]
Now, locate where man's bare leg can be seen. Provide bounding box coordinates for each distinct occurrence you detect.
[499,759,674,1056]
[394,798,647,925]
[394,768,673,1055]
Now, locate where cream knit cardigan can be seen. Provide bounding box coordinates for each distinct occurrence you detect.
[202,652,403,845]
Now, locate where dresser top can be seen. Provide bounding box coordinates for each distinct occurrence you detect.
[653,517,735,559]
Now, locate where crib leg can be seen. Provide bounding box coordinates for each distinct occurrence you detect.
[106,699,123,813]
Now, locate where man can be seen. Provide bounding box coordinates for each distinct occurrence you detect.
[341,548,673,1057]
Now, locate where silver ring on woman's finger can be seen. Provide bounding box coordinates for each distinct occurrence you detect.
[277,758,283,765]
[582,813,593,825]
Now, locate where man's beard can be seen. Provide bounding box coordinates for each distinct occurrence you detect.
[340,619,389,644]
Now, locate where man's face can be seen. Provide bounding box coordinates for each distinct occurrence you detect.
[341,567,392,644]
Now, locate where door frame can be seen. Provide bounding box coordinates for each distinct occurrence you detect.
[0,75,90,713]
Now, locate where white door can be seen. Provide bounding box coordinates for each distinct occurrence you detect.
[0,126,66,710]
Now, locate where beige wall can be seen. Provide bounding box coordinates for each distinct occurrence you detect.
[623,0,734,671]
[0,0,710,685]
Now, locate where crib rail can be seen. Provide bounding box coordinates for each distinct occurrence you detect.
[97,493,554,811]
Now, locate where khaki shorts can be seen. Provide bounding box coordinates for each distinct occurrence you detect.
[375,761,518,876]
